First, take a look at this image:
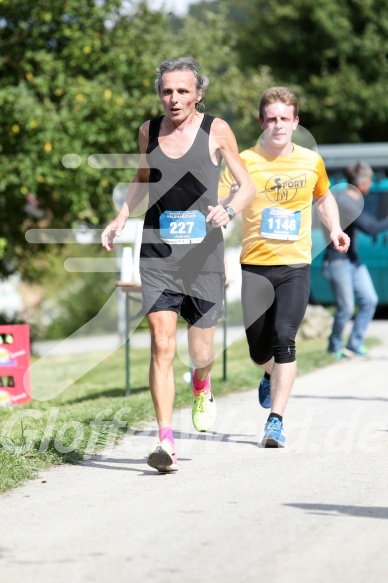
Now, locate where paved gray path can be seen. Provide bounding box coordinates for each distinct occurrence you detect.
[1,321,388,583]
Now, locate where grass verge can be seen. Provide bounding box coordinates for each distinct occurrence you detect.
[0,334,377,493]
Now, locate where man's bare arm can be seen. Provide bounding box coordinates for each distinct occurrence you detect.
[315,190,350,253]
[207,119,255,227]
[101,123,150,251]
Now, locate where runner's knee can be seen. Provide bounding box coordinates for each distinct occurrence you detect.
[151,334,176,362]
[273,330,296,363]
[189,346,214,369]
[273,345,296,363]
[249,345,273,366]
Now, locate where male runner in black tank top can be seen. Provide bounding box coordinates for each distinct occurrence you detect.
[101,57,255,472]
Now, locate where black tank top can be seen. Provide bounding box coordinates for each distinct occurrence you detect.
[140,114,224,272]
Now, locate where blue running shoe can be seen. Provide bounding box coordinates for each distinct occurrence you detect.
[261,418,285,448]
[258,376,271,409]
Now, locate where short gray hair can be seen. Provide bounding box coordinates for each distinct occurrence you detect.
[345,161,374,185]
[154,57,209,109]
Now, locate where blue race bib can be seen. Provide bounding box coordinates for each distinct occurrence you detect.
[160,210,206,244]
[261,208,301,241]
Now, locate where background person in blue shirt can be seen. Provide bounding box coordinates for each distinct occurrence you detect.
[323,161,388,357]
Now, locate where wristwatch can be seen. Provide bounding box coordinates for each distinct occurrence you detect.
[225,206,236,221]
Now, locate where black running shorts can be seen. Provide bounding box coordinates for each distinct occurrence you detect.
[140,266,225,328]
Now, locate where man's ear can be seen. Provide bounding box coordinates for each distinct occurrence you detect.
[293,116,300,130]
[258,117,265,130]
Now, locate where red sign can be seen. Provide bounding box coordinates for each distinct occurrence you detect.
[0,324,31,406]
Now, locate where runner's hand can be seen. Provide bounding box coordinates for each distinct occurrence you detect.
[101,214,127,251]
[207,204,230,228]
[331,231,350,253]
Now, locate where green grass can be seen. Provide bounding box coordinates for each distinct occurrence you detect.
[0,334,378,493]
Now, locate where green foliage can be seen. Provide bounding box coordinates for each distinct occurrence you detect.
[168,6,273,147]
[219,0,388,144]
[0,0,169,278]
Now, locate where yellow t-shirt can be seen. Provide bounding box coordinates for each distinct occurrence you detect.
[219,144,330,265]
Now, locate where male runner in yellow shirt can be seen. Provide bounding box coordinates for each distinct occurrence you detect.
[219,87,350,447]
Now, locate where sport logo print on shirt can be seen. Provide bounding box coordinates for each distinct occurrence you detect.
[264,174,307,203]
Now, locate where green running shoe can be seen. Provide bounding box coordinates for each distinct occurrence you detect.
[192,389,217,432]
[345,344,368,356]
[328,349,349,360]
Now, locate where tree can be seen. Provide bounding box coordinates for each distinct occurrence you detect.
[165,4,273,148]
[0,0,171,279]
[219,0,388,144]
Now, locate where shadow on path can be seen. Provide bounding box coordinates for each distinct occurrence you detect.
[285,503,388,519]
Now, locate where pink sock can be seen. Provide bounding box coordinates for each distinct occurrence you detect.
[159,427,174,445]
[158,428,177,465]
[192,369,211,397]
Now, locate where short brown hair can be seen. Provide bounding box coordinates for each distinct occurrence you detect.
[259,87,299,120]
